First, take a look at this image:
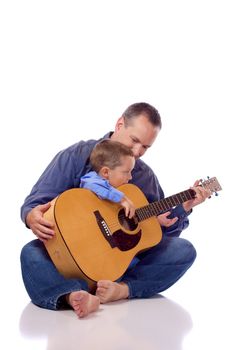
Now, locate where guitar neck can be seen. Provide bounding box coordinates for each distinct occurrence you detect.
[135,188,196,222]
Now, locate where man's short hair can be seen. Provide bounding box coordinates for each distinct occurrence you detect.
[122,102,162,129]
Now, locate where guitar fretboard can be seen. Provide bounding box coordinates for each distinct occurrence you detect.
[136,189,196,222]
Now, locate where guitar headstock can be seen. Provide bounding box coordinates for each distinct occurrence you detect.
[200,176,222,196]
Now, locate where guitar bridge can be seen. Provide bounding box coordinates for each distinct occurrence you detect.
[94,210,116,248]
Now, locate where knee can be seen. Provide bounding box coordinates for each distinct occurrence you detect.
[20,241,33,268]
[181,238,197,266]
[20,239,44,266]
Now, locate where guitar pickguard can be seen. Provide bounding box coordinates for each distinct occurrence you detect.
[112,229,142,251]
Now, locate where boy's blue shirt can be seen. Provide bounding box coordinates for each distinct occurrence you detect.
[80,171,124,203]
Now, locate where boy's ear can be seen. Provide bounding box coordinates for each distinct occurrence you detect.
[99,166,110,179]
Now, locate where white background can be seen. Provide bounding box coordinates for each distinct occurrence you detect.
[0,1,232,349]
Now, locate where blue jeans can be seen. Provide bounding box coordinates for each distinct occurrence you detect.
[20,237,196,310]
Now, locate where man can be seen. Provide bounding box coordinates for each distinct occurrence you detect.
[20,102,210,318]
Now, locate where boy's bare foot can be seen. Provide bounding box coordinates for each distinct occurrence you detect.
[66,291,100,318]
[96,280,129,304]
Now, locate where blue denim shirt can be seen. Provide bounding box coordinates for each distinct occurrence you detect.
[80,171,124,202]
[21,132,191,237]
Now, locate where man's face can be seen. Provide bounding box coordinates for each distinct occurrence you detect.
[111,114,160,159]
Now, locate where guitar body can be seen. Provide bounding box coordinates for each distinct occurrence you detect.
[44,184,162,287]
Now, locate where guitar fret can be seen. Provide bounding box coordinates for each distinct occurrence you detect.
[183,191,191,201]
[142,209,147,220]
[170,196,177,207]
[137,209,143,221]
[155,201,163,213]
[174,195,181,206]
[176,191,189,204]
[160,200,167,211]
[145,211,150,219]
[186,190,194,200]
[140,208,147,221]
[184,191,190,201]
[175,193,182,204]
[148,206,155,217]
[152,203,160,216]
[140,209,146,220]
[163,198,170,208]
[165,197,174,208]
[147,208,152,219]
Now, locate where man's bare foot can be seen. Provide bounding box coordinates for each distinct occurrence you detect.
[66,291,100,318]
[96,280,129,304]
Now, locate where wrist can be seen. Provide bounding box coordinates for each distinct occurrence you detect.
[183,202,193,213]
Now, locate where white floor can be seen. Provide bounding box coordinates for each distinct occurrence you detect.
[1,1,232,349]
[2,186,232,350]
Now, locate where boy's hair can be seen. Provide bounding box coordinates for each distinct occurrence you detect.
[122,102,162,129]
[90,139,134,173]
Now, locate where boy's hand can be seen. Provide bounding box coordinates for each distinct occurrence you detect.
[120,196,135,219]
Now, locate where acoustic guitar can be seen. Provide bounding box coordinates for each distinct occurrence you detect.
[44,177,221,288]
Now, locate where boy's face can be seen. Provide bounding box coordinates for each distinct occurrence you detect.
[107,155,135,188]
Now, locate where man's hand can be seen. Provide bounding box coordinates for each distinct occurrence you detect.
[157,211,178,227]
[183,179,212,213]
[26,203,55,243]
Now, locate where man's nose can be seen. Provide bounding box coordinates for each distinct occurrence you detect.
[133,145,143,158]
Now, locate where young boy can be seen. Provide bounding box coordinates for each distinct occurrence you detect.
[80,139,136,218]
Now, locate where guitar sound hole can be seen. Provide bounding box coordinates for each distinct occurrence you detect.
[118,209,138,231]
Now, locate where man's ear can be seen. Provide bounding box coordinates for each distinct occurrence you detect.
[99,166,110,179]
[115,116,125,131]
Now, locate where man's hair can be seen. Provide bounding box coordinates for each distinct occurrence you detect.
[90,139,134,173]
[122,102,162,129]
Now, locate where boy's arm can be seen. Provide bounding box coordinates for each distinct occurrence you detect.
[80,174,124,203]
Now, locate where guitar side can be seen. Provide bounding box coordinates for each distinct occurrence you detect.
[43,198,95,287]
[44,184,162,287]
